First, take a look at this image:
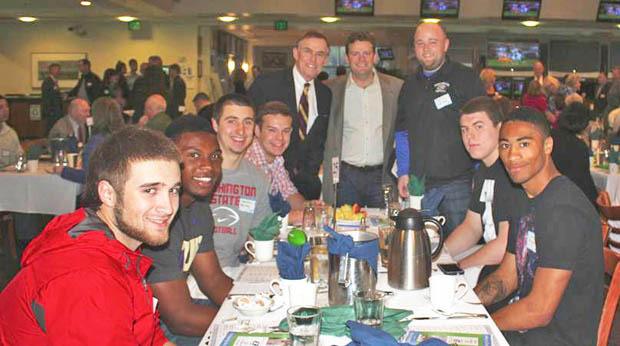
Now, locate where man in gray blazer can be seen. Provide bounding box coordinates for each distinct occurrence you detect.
[322,32,403,207]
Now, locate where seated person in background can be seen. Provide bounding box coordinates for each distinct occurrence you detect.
[139,94,172,132]
[445,97,521,274]
[209,93,271,267]
[522,80,548,114]
[55,96,125,184]
[0,95,23,167]
[193,92,214,123]
[245,101,305,216]
[0,127,180,345]
[142,116,233,344]
[48,98,90,143]
[475,107,603,346]
[551,102,597,207]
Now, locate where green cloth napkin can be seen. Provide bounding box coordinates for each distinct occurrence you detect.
[278,305,412,339]
[249,213,281,240]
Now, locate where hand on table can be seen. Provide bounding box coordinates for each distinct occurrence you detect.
[46,165,63,175]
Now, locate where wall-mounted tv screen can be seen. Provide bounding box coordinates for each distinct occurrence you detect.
[420,0,460,18]
[502,0,541,20]
[487,41,540,70]
[512,79,526,97]
[598,1,620,22]
[495,79,512,97]
[377,48,394,60]
[335,0,374,16]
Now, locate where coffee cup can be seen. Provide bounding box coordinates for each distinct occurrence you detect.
[27,160,38,173]
[429,274,468,311]
[270,277,317,306]
[244,239,274,262]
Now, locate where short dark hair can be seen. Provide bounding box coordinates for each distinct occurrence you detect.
[48,63,60,71]
[505,106,550,137]
[79,59,91,67]
[256,101,293,127]
[461,96,505,125]
[212,93,254,122]
[165,115,215,141]
[169,64,181,74]
[82,127,181,208]
[558,102,590,134]
[345,32,376,55]
[129,58,137,65]
[193,92,210,102]
[91,97,124,136]
[296,31,329,48]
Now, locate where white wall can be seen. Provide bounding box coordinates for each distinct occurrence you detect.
[0,21,200,111]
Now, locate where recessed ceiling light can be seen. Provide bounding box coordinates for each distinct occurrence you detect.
[320,17,340,23]
[217,16,238,23]
[521,20,540,27]
[17,16,38,23]
[117,16,137,22]
[80,0,92,6]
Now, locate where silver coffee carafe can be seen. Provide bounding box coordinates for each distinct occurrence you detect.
[387,208,444,290]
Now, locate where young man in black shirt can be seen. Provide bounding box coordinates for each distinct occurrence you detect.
[475,107,603,346]
[445,97,521,272]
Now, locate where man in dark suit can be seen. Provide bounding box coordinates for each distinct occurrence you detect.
[68,59,102,104]
[41,63,64,134]
[166,64,186,119]
[248,31,332,200]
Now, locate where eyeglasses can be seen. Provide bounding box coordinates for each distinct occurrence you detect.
[300,47,328,60]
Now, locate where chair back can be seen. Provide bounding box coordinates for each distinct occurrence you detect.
[598,262,620,346]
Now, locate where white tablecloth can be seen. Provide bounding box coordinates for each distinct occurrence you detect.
[591,168,610,192]
[199,247,509,346]
[0,162,81,215]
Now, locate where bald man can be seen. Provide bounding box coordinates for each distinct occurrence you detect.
[139,94,172,132]
[48,98,90,143]
[394,23,484,235]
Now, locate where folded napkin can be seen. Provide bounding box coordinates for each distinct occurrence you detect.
[275,241,311,280]
[323,225,379,274]
[249,213,281,241]
[346,321,449,346]
[279,305,412,339]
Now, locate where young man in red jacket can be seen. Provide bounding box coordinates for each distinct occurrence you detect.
[0,127,181,345]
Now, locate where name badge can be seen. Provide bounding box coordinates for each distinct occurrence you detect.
[239,198,256,214]
[434,93,452,110]
[527,231,536,252]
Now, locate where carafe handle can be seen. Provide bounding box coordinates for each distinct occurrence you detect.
[424,218,444,259]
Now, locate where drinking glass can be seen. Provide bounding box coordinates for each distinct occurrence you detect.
[353,290,391,328]
[378,224,394,268]
[302,203,316,234]
[287,306,321,346]
[309,234,329,289]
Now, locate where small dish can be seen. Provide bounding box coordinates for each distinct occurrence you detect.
[337,219,362,228]
[233,294,277,317]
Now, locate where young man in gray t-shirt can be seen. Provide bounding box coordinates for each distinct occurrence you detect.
[210,94,271,267]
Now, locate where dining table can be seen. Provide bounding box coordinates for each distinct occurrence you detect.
[0,161,81,215]
[197,210,509,346]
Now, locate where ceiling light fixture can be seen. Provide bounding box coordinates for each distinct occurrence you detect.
[117,16,137,22]
[320,17,340,23]
[218,16,238,23]
[421,18,441,24]
[521,20,540,27]
[80,0,92,6]
[17,16,38,23]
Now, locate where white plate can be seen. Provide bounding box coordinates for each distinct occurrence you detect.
[336,219,362,227]
[233,294,277,317]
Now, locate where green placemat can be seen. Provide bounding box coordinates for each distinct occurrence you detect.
[278,305,412,339]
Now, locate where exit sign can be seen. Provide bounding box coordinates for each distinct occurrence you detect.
[128,20,142,31]
[274,20,288,31]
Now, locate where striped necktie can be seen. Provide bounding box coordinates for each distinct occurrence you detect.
[298,82,310,139]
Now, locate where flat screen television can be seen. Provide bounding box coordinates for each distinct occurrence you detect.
[495,79,512,97]
[377,48,394,60]
[487,41,540,70]
[512,79,526,97]
[502,0,541,20]
[597,1,620,22]
[335,0,374,16]
[420,0,460,18]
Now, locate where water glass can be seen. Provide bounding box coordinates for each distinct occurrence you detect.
[353,290,390,328]
[309,234,329,288]
[287,306,321,346]
[302,203,316,233]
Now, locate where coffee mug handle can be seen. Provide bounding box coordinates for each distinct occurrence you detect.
[435,216,446,226]
[269,280,283,296]
[244,241,256,258]
[455,281,468,301]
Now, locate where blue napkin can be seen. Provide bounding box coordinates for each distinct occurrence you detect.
[346,321,448,346]
[268,191,291,217]
[276,241,311,280]
[421,188,445,216]
[323,225,379,274]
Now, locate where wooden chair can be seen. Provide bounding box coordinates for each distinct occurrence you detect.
[597,191,620,274]
[598,262,620,346]
[0,212,17,260]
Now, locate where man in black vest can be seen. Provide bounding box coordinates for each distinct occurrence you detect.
[248,31,332,200]
[68,59,102,104]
